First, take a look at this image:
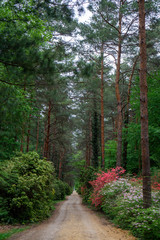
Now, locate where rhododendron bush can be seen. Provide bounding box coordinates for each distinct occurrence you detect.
[89,167,125,207]
[101,178,160,240]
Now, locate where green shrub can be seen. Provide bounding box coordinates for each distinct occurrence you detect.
[53,180,72,200]
[78,166,97,203]
[101,178,160,240]
[63,182,72,195]
[0,152,55,223]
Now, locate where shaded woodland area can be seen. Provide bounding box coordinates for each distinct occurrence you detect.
[0,0,160,234]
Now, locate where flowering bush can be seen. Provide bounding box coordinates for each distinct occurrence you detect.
[152,181,160,190]
[101,178,133,218]
[79,166,160,239]
[101,178,160,240]
[89,167,125,207]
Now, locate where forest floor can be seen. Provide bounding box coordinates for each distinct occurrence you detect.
[7,191,136,240]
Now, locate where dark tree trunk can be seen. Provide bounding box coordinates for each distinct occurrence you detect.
[92,109,99,168]
[85,139,90,167]
[115,6,122,167]
[36,117,40,151]
[20,125,24,152]
[123,56,139,168]
[43,121,47,157]
[88,113,92,164]
[59,150,65,179]
[44,101,52,159]
[100,43,105,169]
[26,114,31,152]
[52,116,57,162]
[138,0,151,208]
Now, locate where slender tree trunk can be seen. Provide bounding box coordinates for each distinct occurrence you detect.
[20,83,26,152]
[59,160,62,179]
[26,114,31,152]
[115,6,122,167]
[43,121,47,157]
[123,56,139,167]
[36,117,40,151]
[88,113,92,163]
[92,109,99,168]
[52,116,57,160]
[100,43,105,169]
[138,0,151,208]
[20,126,24,152]
[59,149,65,179]
[45,101,52,159]
[86,116,91,167]
[85,139,90,167]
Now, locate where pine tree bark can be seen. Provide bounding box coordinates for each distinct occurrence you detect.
[36,117,40,151]
[100,43,105,169]
[115,5,122,167]
[88,113,92,163]
[52,116,57,161]
[45,101,52,159]
[123,56,139,168]
[26,114,31,152]
[138,0,151,208]
[43,121,47,157]
[92,109,99,168]
[59,149,65,179]
[20,126,24,152]
[85,139,90,167]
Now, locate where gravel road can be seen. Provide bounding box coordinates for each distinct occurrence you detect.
[9,191,136,240]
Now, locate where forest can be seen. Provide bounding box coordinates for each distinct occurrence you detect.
[0,0,160,240]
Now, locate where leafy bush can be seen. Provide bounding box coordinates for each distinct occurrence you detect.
[89,167,125,207]
[63,182,72,195]
[105,140,117,169]
[0,152,55,223]
[77,166,97,203]
[101,178,160,240]
[53,180,72,200]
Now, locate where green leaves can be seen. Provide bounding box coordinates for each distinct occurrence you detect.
[127,72,160,171]
[0,152,55,223]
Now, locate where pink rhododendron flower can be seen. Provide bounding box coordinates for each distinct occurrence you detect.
[89,167,125,207]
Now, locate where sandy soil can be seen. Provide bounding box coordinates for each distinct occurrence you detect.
[8,191,136,240]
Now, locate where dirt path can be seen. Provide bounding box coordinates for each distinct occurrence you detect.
[9,191,136,240]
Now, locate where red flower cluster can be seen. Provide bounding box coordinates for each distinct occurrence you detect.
[89,167,125,207]
[152,181,160,190]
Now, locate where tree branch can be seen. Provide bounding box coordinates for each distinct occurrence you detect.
[99,11,120,33]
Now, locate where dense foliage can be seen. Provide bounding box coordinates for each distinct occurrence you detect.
[77,167,97,203]
[0,0,160,235]
[0,152,72,223]
[79,167,160,240]
[101,178,160,239]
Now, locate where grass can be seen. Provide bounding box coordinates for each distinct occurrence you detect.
[0,227,29,240]
[0,199,64,240]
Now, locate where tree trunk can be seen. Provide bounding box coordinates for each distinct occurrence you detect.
[123,56,139,168]
[85,139,90,167]
[100,43,105,169]
[92,109,99,168]
[20,84,26,152]
[138,0,151,208]
[115,6,122,167]
[36,117,40,151]
[88,113,92,163]
[20,126,24,152]
[44,101,52,159]
[26,114,31,152]
[52,116,57,161]
[43,121,47,157]
[59,149,65,179]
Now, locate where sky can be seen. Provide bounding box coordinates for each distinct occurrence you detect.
[74,2,92,23]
